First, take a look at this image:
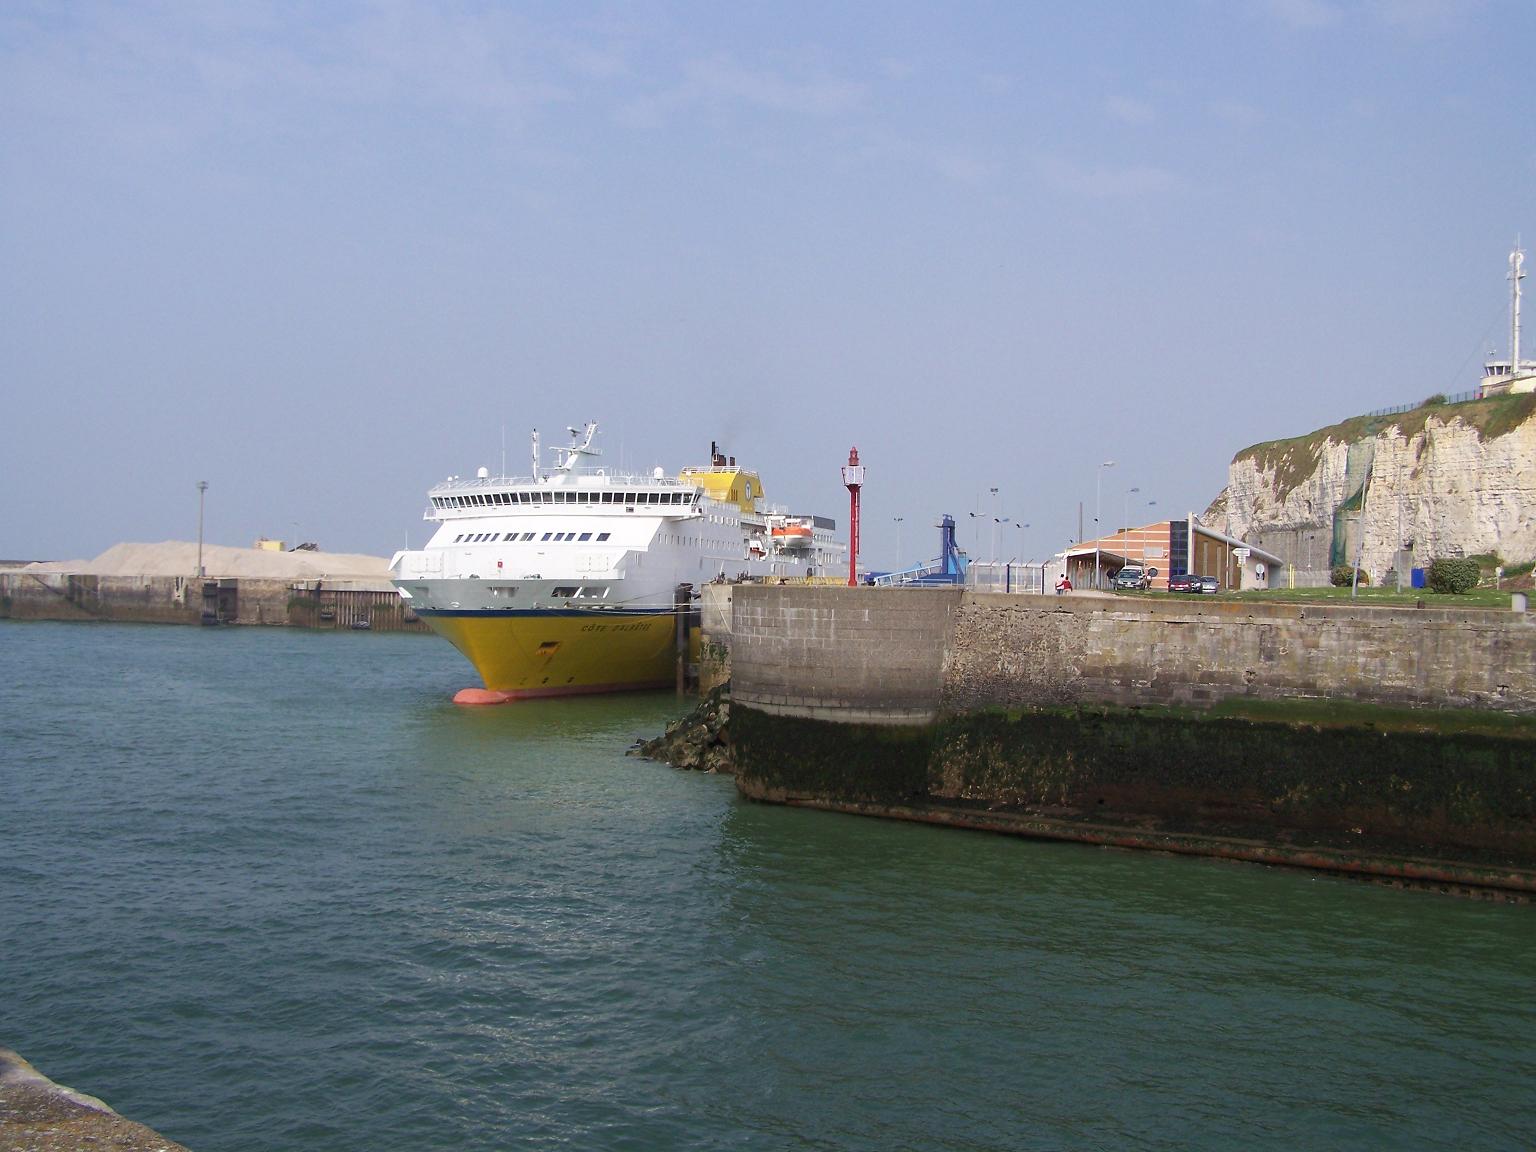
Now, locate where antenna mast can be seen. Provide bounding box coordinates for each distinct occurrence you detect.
[1512,239,1526,376]
[531,429,541,481]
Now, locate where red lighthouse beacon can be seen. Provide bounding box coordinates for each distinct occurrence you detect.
[841,447,864,587]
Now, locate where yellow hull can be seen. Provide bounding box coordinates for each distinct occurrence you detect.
[424,610,678,700]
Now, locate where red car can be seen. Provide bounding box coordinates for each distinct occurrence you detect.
[1167,573,1199,593]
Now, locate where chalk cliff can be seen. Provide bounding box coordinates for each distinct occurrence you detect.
[1205,394,1536,579]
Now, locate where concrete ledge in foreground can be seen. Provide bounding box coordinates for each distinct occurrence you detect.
[0,1047,189,1151]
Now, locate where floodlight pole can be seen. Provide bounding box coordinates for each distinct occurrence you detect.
[196,481,209,578]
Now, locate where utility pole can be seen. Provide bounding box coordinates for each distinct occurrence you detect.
[1095,460,1115,589]
[196,480,208,578]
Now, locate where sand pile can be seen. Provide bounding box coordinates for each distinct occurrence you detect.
[25,541,392,580]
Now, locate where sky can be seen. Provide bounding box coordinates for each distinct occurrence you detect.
[3,0,1533,568]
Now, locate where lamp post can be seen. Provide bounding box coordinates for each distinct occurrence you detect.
[992,516,1010,589]
[196,480,208,578]
[1095,460,1115,588]
[1016,522,1030,592]
[893,516,904,571]
[989,487,999,566]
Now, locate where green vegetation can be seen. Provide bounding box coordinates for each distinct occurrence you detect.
[1233,392,1536,500]
[1330,564,1368,587]
[1428,557,1482,594]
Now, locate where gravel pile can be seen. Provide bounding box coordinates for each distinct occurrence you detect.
[24,541,392,580]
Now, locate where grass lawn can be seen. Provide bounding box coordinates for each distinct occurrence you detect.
[1119,585,1525,609]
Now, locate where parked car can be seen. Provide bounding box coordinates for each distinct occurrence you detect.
[1112,564,1156,591]
[1199,575,1219,594]
[1167,573,1198,593]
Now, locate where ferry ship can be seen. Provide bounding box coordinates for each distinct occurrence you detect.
[390,423,843,702]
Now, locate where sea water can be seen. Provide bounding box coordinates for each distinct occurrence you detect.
[1,621,1533,1151]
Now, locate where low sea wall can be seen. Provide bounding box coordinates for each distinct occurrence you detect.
[717,587,1536,891]
[0,571,427,631]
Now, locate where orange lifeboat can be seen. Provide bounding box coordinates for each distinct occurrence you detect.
[770,520,814,549]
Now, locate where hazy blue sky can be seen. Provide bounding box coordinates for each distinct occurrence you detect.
[4,1,1532,567]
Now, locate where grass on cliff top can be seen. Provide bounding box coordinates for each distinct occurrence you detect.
[1232,392,1536,499]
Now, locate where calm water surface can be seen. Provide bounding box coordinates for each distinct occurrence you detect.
[1,621,1533,1150]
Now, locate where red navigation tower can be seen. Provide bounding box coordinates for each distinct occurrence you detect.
[841,447,864,586]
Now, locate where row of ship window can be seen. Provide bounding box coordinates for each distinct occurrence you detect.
[489,586,609,599]
[455,531,613,544]
[436,490,693,509]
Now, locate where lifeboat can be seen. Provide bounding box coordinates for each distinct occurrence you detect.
[770,519,814,549]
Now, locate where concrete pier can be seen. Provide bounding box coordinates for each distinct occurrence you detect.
[701,586,1536,893]
[0,1048,189,1151]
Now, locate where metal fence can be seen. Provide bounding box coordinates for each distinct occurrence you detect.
[1364,390,1480,419]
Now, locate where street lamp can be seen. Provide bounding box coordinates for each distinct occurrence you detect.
[989,487,999,565]
[196,480,209,578]
[893,516,904,571]
[992,516,1010,589]
[1095,460,1115,588]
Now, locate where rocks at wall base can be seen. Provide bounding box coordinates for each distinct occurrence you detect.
[628,686,734,774]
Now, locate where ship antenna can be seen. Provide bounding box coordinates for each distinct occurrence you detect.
[531,428,540,481]
[1512,237,1526,376]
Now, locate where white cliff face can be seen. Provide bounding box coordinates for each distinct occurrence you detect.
[1214,404,1536,579]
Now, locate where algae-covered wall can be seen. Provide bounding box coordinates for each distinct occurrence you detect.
[733,704,1536,863]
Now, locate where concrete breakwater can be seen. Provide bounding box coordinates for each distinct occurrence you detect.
[699,586,1536,893]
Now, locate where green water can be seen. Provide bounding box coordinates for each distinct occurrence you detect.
[1,621,1533,1150]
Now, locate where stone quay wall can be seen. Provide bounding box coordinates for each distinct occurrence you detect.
[0,571,427,631]
[720,587,1536,890]
[943,593,1536,715]
[724,586,1536,720]
[0,571,204,624]
[729,586,962,724]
